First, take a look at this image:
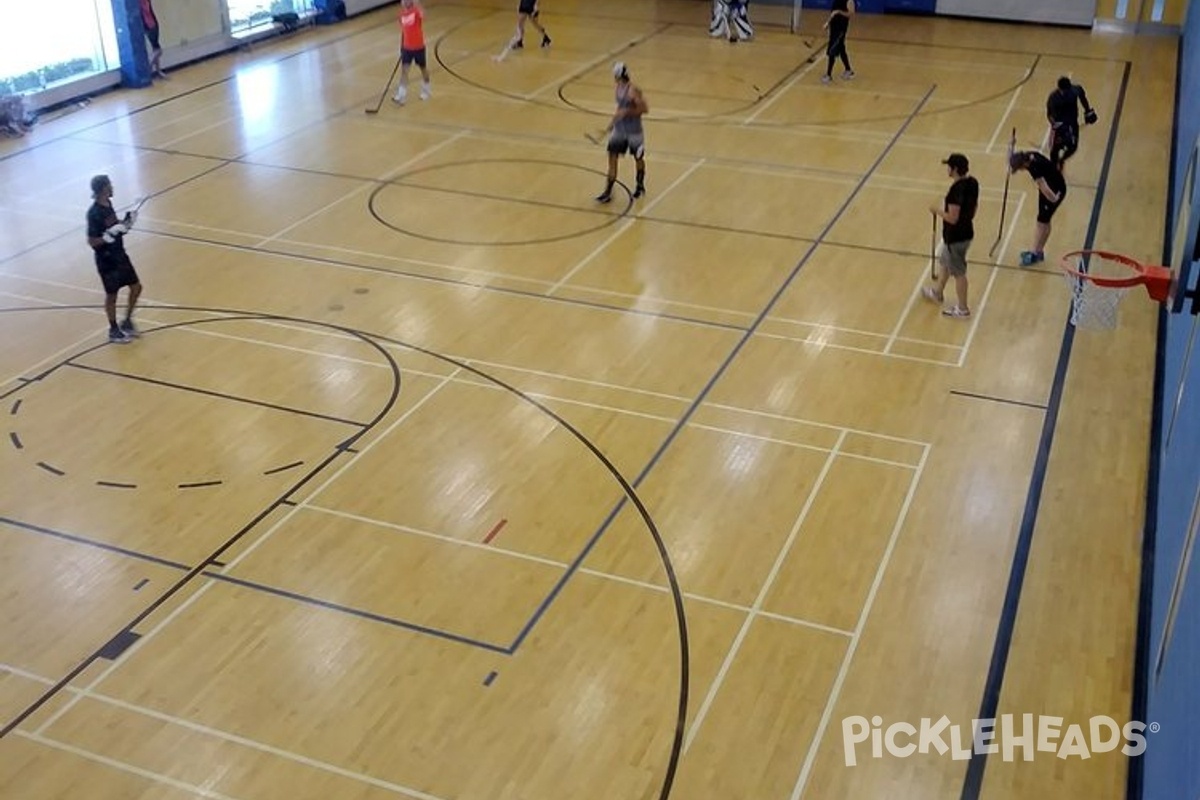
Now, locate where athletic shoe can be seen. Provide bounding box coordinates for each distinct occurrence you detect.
[820,75,832,84]
[512,40,524,49]
[541,35,551,48]
[595,191,612,204]
[419,83,431,101]
[108,328,132,344]
[942,307,971,318]
[119,319,141,338]
[1019,250,1044,266]
[392,88,407,105]
[633,184,645,199]
[841,70,856,80]
[921,287,944,304]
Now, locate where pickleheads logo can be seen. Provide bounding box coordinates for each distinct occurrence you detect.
[841,715,1160,766]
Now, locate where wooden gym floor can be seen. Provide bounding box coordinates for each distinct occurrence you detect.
[0,1,1175,798]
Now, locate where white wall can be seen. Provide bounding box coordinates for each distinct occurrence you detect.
[937,0,1097,26]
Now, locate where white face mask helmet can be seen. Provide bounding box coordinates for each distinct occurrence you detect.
[613,61,628,80]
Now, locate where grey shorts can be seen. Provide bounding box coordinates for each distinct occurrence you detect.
[939,239,971,277]
[607,132,645,158]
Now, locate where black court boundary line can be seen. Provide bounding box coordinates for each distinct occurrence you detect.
[948,390,1048,411]
[0,516,190,571]
[0,312,403,739]
[0,511,509,651]
[205,572,511,653]
[958,59,1132,800]
[65,361,369,428]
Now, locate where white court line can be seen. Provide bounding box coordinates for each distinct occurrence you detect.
[547,159,706,295]
[956,193,1026,367]
[768,315,963,351]
[742,58,825,126]
[753,329,961,367]
[787,444,929,800]
[883,263,936,356]
[683,431,847,753]
[298,505,852,635]
[254,132,468,248]
[705,401,929,449]
[15,730,248,800]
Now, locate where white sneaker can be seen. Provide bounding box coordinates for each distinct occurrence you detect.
[841,70,856,80]
[942,306,971,319]
[921,287,944,305]
[392,89,407,105]
[419,82,431,101]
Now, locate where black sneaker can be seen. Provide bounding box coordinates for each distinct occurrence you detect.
[108,328,132,344]
[633,184,645,198]
[120,319,141,338]
[541,35,551,48]
[595,191,612,204]
[512,40,524,49]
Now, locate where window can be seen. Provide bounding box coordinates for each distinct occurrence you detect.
[226,0,317,37]
[0,0,119,96]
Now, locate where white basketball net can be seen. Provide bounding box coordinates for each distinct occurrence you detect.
[1060,257,1134,329]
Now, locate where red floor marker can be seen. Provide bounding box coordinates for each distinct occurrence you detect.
[482,519,507,545]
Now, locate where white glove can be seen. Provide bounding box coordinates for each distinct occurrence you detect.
[107,222,128,237]
[102,231,116,244]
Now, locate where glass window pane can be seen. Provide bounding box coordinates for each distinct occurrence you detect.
[0,0,118,94]
[227,0,317,37]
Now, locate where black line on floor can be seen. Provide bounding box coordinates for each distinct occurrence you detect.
[204,571,511,654]
[9,432,22,450]
[65,362,369,428]
[0,516,191,570]
[949,390,1048,411]
[177,480,223,490]
[263,460,304,476]
[35,461,64,476]
[96,480,138,489]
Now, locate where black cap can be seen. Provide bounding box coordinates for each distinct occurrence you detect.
[942,153,969,173]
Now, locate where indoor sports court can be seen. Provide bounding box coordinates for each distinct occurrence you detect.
[0,0,1196,798]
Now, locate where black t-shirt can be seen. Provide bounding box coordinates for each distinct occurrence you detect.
[943,176,979,244]
[1046,85,1088,126]
[1026,153,1066,196]
[830,0,850,31]
[87,201,126,266]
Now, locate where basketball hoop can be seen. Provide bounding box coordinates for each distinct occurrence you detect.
[1058,250,1171,329]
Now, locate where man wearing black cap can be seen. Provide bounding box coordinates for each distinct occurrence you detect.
[922,153,979,319]
[1046,76,1097,172]
[1009,149,1065,266]
[86,175,143,343]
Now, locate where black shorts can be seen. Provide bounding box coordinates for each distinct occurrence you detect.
[519,0,538,15]
[145,24,161,51]
[1037,188,1066,224]
[401,48,426,68]
[97,258,140,295]
[607,132,645,159]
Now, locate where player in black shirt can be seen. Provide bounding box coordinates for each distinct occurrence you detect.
[922,153,980,318]
[1046,76,1097,172]
[820,0,855,84]
[1008,151,1066,266]
[86,175,143,343]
